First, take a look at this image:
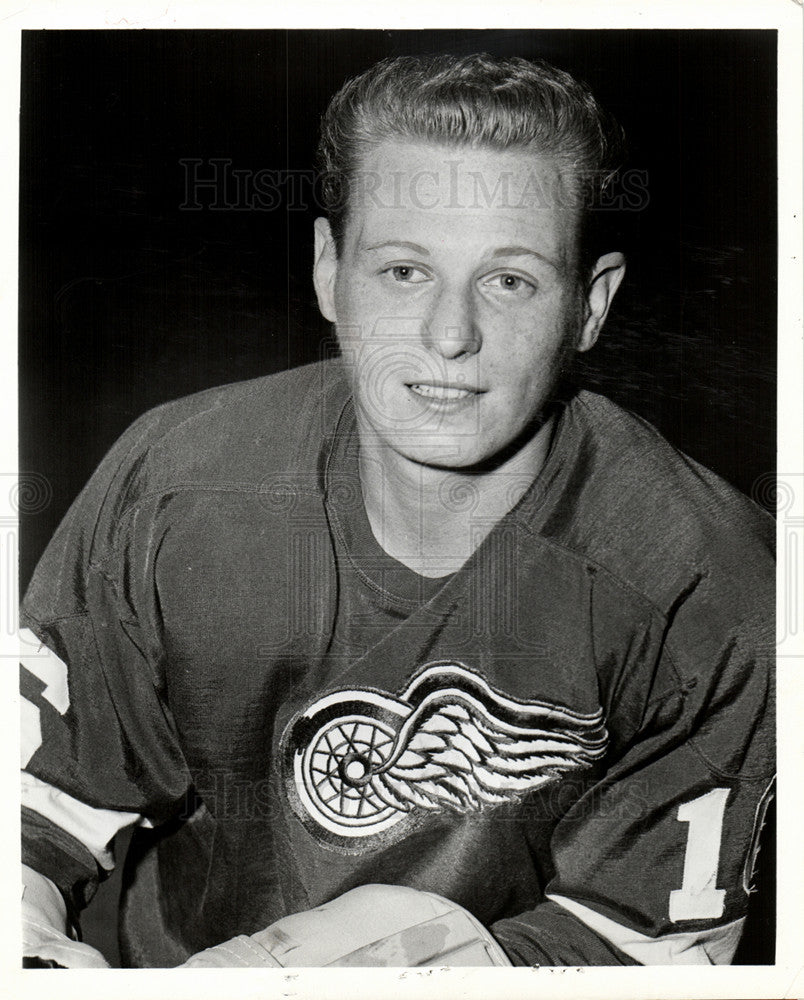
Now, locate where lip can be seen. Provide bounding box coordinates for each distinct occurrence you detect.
[405,381,485,393]
[405,382,486,408]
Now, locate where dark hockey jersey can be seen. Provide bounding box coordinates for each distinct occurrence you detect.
[21,360,775,966]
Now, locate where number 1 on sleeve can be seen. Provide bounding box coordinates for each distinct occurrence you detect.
[669,787,729,922]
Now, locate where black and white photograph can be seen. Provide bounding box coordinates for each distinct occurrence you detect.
[6,5,803,998]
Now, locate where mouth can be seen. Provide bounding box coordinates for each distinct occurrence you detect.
[406,383,484,402]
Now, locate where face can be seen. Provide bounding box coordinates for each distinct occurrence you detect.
[314,139,624,471]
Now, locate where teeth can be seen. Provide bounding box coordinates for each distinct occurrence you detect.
[410,384,473,400]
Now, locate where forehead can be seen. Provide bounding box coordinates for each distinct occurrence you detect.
[343,139,581,262]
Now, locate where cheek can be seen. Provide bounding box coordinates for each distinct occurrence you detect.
[334,268,372,319]
[486,311,569,375]
[333,280,355,326]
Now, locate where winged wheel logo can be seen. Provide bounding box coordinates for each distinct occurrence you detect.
[282,662,607,842]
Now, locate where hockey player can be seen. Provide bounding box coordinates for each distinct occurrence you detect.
[21,53,774,968]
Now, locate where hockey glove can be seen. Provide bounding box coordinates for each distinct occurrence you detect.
[181,883,511,967]
[22,864,109,969]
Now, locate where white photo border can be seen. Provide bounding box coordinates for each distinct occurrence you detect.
[2,3,801,999]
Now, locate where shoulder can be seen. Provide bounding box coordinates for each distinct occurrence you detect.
[24,361,350,620]
[99,359,349,506]
[136,359,345,471]
[30,360,349,582]
[538,392,774,759]
[544,390,774,621]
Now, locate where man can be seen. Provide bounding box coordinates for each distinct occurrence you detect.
[21,53,774,968]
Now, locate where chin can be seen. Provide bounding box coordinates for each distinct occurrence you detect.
[396,439,498,471]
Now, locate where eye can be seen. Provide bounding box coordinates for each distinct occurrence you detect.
[482,271,537,299]
[383,264,430,284]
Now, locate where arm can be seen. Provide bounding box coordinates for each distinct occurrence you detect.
[491,630,775,966]
[20,413,192,966]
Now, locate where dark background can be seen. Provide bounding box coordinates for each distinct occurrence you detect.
[18,29,777,966]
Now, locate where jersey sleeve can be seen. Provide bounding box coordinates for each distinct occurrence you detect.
[20,411,193,915]
[491,608,775,966]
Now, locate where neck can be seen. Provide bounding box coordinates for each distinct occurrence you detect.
[357,415,556,578]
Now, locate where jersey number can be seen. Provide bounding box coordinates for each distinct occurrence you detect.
[669,787,729,921]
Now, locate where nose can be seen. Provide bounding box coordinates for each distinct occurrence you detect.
[422,285,481,359]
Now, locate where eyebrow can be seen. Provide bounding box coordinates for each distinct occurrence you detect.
[361,240,431,256]
[491,246,561,271]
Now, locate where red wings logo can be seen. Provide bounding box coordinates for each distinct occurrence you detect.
[282,662,608,845]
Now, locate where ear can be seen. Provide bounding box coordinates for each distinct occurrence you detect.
[313,217,338,323]
[576,252,627,353]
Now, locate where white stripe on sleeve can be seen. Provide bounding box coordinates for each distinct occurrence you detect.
[20,627,70,713]
[546,893,744,965]
[21,770,151,871]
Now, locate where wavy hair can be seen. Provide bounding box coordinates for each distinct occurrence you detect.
[317,53,627,274]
